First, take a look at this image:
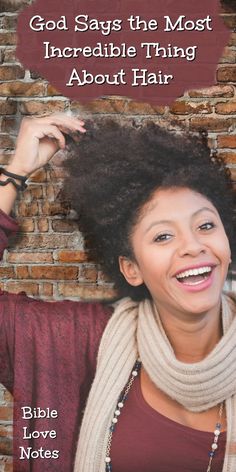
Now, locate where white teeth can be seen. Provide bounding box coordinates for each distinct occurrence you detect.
[176,266,212,279]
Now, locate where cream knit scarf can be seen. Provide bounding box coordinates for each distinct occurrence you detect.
[74,293,236,472]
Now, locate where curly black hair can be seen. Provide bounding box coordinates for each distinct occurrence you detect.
[63,121,235,301]
[221,0,236,10]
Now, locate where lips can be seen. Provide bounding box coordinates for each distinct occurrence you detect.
[174,264,216,287]
[176,266,212,285]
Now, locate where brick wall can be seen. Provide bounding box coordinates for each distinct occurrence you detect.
[0,1,236,470]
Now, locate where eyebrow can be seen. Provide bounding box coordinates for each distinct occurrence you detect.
[144,206,217,234]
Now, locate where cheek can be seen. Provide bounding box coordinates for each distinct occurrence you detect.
[215,233,231,265]
[137,248,171,282]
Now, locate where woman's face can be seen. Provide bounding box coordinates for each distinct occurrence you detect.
[119,187,231,318]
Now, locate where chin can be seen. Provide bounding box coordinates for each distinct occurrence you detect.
[182,297,221,316]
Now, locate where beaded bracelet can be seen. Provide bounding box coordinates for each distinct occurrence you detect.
[0,167,28,191]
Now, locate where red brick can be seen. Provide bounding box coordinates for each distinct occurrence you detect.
[0,32,17,46]
[30,266,78,280]
[220,14,236,29]
[29,168,47,183]
[15,233,79,249]
[72,98,125,114]
[217,66,236,82]
[46,84,62,96]
[188,85,234,98]
[16,266,30,279]
[215,101,236,114]
[0,151,12,165]
[57,250,88,263]
[219,46,236,64]
[0,135,14,148]
[41,283,53,298]
[5,281,39,296]
[3,47,17,62]
[0,437,12,456]
[0,65,24,80]
[229,168,236,181]
[217,150,236,163]
[25,185,43,200]
[37,218,49,232]
[98,270,111,283]
[1,116,18,133]
[228,32,236,46]
[123,100,165,115]
[45,180,64,197]
[207,137,215,150]
[58,283,116,300]
[52,219,78,232]
[1,462,13,472]
[41,202,69,216]
[45,184,58,200]
[0,267,14,278]
[19,100,68,115]
[0,407,12,421]
[217,135,236,148]
[1,15,17,30]
[0,81,45,97]
[7,251,53,264]
[0,0,29,12]
[0,99,17,115]
[48,167,66,180]
[190,117,232,132]
[0,425,12,438]
[0,459,13,472]
[18,189,31,204]
[3,390,12,404]
[79,267,98,283]
[17,202,39,217]
[170,100,212,115]
[19,219,35,232]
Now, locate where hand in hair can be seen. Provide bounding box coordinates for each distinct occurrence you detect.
[8,114,86,178]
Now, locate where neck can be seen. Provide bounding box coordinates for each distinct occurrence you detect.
[154,301,222,363]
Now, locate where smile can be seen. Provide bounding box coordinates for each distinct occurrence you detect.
[175,266,213,286]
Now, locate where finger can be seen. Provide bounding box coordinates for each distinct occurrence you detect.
[41,125,66,149]
[46,117,86,135]
[37,114,85,130]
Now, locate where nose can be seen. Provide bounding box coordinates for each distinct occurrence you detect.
[177,231,206,258]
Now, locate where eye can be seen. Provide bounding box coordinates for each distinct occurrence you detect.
[198,221,216,231]
[153,233,173,243]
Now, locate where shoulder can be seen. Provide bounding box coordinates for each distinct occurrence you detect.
[0,288,113,337]
[0,290,114,375]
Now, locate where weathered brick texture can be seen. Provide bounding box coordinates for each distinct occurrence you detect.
[1,3,236,471]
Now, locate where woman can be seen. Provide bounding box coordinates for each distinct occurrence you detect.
[0,114,235,472]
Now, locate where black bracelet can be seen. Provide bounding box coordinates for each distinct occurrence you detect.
[0,167,28,191]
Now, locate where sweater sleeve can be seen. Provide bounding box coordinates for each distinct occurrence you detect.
[0,208,18,260]
[0,207,112,401]
[0,292,17,393]
[0,289,112,395]
[0,291,112,471]
[0,210,18,392]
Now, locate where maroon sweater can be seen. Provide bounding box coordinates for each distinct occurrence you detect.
[0,210,226,472]
[112,373,226,472]
[0,210,112,471]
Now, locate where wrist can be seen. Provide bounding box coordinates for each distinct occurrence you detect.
[0,167,28,191]
[6,163,29,178]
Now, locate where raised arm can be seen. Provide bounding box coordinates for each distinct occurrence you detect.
[0,114,85,215]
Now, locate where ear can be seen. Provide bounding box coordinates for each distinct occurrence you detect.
[118,256,144,287]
